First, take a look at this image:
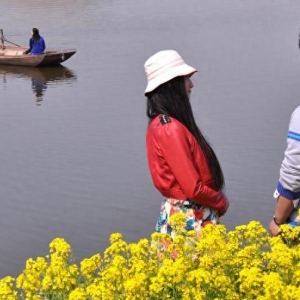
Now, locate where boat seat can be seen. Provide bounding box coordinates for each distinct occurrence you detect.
[3,50,23,56]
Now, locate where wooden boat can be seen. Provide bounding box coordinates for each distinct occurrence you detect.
[0,29,76,67]
[0,45,76,67]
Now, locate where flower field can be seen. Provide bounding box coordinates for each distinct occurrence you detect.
[1,213,300,299]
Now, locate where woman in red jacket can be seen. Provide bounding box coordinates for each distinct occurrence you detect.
[144,50,229,236]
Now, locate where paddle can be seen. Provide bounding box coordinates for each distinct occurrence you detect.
[2,37,23,47]
[0,29,23,48]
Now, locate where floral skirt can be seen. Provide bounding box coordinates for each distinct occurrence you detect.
[155,198,219,237]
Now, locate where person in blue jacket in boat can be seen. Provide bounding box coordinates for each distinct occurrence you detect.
[23,28,46,55]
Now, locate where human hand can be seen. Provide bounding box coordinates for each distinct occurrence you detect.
[269,219,280,237]
[218,193,229,216]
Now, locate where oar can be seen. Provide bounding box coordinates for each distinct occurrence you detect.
[1,37,23,47]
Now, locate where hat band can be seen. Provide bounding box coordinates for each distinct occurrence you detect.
[147,59,185,81]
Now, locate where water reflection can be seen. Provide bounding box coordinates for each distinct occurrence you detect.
[32,76,48,105]
[0,65,77,105]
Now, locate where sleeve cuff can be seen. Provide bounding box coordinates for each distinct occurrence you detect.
[276,182,300,200]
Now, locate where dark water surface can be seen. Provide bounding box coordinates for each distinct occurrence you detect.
[1,0,300,277]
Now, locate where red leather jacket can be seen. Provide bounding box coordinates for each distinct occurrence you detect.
[146,115,227,212]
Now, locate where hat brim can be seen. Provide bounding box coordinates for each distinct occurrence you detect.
[144,64,197,95]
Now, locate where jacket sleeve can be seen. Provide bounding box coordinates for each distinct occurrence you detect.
[277,106,300,200]
[157,121,226,211]
[29,38,33,50]
[24,38,33,54]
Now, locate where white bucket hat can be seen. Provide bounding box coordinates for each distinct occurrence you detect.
[144,50,197,95]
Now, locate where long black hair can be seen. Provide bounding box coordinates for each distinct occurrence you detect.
[32,28,41,42]
[146,76,224,191]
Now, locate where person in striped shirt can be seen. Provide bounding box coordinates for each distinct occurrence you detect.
[270,106,300,236]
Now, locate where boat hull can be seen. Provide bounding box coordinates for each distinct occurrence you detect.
[0,46,76,67]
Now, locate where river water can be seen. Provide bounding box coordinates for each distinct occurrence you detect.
[1,0,300,277]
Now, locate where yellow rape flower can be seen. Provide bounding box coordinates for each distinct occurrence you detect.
[80,253,101,279]
[4,216,300,299]
[68,287,87,300]
[0,276,18,300]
